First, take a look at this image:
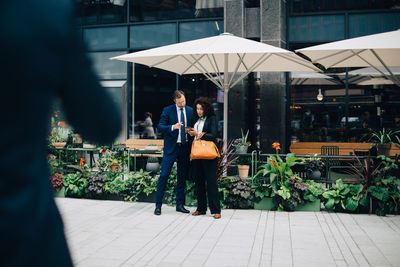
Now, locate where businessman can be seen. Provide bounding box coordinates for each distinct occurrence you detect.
[155,90,194,215]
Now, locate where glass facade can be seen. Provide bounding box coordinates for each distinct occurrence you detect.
[129,0,223,22]
[288,3,400,144]
[84,26,128,50]
[289,15,345,42]
[77,0,127,25]
[289,0,399,13]
[130,23,176,50]
[76,1,223,139]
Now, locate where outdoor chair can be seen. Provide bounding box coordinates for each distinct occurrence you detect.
[321,145,340,186]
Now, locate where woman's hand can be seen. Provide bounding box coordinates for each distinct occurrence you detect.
[187,129,198,136]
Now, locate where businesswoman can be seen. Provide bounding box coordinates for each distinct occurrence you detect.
[187,97,221,219]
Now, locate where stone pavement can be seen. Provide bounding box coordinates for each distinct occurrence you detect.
[56,198,400,267]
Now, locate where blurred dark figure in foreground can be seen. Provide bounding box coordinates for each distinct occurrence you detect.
[0,1,121,266]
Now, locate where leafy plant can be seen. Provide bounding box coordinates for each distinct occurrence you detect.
[85,173,107,198]
[63,172,88,197]
[49,127,69,143]
[216,140,239,182]
[275,175,308,211]
[236,154,252,166]
[369,174,400,216]
[222,176,253,209]
[303,180,325,202]
[304,159,324,173]
[322,179,350,210]
[50,172,64,192]
[233,129,249,146]
[364,128,400,145]
[147,157,159,163]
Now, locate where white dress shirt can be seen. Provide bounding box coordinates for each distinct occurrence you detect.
[172,105,187,143]
[194,117,206,140]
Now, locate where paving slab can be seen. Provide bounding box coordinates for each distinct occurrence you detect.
[56,198,400,267]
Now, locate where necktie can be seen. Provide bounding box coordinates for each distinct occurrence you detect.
[180,108,186,143]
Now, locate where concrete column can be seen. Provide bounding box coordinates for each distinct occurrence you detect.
[259,0,288,153]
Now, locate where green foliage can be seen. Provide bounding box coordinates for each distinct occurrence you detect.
[236,154,252,165]
[369,175,400,216]
[185,181,197,207]
[322,179,349,210]
[222,176,253,209]
[63,172,88,197]
[49,127,70,143]
[303,180,325,202]
[364,128,400,144]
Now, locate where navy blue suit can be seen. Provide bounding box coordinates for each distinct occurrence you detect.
[156,105,194,207]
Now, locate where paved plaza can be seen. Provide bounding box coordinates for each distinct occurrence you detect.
[56,198,400,267]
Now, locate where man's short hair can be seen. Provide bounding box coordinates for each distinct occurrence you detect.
[172,90,185,100]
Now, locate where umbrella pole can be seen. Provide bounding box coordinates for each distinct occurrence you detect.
[223,54,229,145]
[345,67,349,140]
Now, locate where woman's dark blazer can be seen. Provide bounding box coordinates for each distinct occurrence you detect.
[198,115,218,145]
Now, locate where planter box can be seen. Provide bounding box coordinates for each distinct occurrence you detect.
[54,187,65,198]
[254,197,275,210]
[137,192,156,203]
[294,199,321,212]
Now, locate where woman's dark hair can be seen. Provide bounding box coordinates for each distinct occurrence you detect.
[145,112,152,118]
[193,97,215,118]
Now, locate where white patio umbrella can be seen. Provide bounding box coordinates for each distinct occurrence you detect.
[291,72,340,85]
[112,32,320,142]
[296,29,400,86]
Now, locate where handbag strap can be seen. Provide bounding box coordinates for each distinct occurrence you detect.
[197,132,206,139]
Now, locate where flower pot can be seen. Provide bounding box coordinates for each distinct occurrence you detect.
[52,142,66,149]
[54,187,65,198]
[294,199,321,212]
[377,144,391,156]
[110,163,120,172]
[238,165,250,178]
[254,197,275,210]
[235,145,248,154]
[306,170,321,180]
[146,162,160,172]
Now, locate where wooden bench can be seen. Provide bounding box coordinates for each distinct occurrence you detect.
[290,142,400,156]
[125,139,164,158]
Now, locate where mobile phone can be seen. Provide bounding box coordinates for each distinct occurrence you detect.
[186,127,194,131]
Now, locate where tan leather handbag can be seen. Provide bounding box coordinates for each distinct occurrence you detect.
[190,132,220,160]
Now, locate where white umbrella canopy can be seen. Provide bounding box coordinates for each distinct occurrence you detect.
[291,72,340,85]
[112,32,320,142]
[296,30,400,86]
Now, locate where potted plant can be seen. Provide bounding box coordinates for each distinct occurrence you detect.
[146,156,160,172]
[252,176,275,210]
[233,129,250,154]
[50,172,65,197]
[63,172,89,198]
[304,156,324,180]
[110,158,121,172]
[237,154,251,178]
[364,128,400,156]
[49,127,69,148]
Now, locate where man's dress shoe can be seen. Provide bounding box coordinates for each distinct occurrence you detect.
[176,205,190,213]
[154,207,161,215]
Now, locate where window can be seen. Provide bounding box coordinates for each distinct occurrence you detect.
[179,20,223,42]
[349,12,400,38]
[84,27,128,50]
[77,0,127,25]
[89,51,127,79]
[289,15,345,42]
[130,23,176,50]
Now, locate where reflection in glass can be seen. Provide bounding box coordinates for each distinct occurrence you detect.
[130,23,176,50]
[289,15,344,42]
[130,0,223,22]
[84,27,128,50]
[134,65,176,137]
[349,12,400,38]
[89,51,127,79]
[179,20,223,42]
[289,0,398,13]
[77,0,127,25]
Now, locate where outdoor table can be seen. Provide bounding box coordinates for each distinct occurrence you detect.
[55,147,99,168]
[127,148,163,171]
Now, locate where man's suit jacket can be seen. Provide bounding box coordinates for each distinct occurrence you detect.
[158,105,194,155]
[0,1,121,266]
